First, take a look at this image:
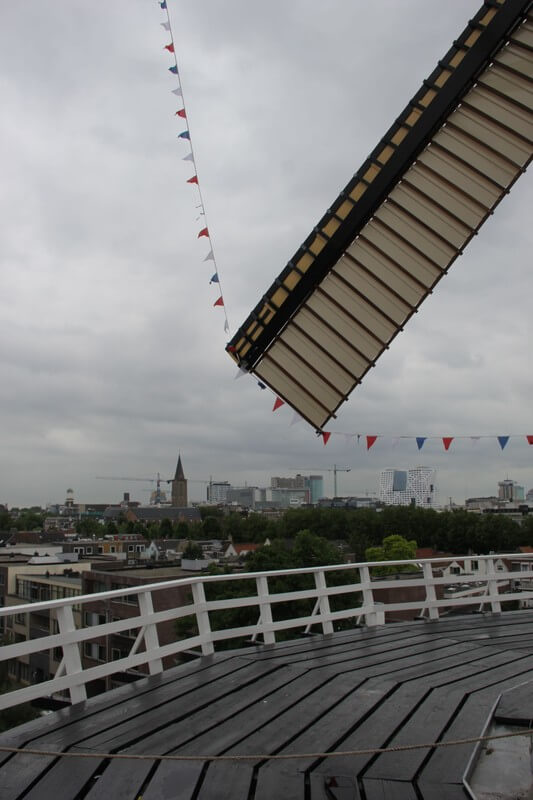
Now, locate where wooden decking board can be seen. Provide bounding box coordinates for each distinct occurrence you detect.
[191,676,397,799]
[0,651,242,766]
[0,656,254,796]
[494,679,533,725]
[82,667,346,796]
[417,665,533,790]
[81,662,302,752]
[362,778,419,799]
[1,611,533,799]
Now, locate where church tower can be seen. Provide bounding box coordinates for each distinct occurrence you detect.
[171,453,188,507]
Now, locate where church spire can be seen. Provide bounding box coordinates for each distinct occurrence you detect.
[174,453,185,481]
[172,452,188,507]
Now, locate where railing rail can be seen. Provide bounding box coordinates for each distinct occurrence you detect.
[1,553,532,712]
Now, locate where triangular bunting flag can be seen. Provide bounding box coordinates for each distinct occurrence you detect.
[273,397,284,412]
[527,435,533,445]
[234,368,247,380]
[416,437,426,451]
[164,43,175,53]
[213,296,224,307]
[187,175,198,184]
[178,130,190,140]
[175,109,186,118]
[209,273,219,284]
[182,152,194,162]
[322,432,331,446]
[290,411,303,426]
[366,435,377,451]
[227,345,237,353]
[198,227,209,238]
[257,381,266,390]
[224,320,229,334]
[171,87,183,97]
[168,65,178,74]
[391,437,400,448]
[160,1,167,8]
[497,436,509,450]
[442,437,454,451]
[343,434,354,445]
[470,436,481,445]
[160,21,170,31]
[203,249,214,262]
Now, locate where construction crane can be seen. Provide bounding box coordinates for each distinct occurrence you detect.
[96,473,172,504]
[96,475,222,504]
[289,466,351,499]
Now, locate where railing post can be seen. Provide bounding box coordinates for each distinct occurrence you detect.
[191,582,214,655]
[256,576,276,644]
[360,566,383,626]
[56,604,87,705]
[485,558,502,614]
[314,570,334,635]
[138,591,163,674]
[423,562,440,620]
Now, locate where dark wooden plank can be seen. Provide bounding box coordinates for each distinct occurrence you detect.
[194,676,396,800]
[85,662,304,753]
[0,656,254,800]
[361,655,521,783]
[254,681,428,800]
[141,762,205,800]
[82,666,342,799]
[418,663,533,790]
[20,753,104,800]
[352,777,418,799]
[0,650,240,765]
[494,678,533,724]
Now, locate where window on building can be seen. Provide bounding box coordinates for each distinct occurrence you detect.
[470,560,478,571]
[15,612,27,625]
[84,612,107,627]
[83,642,106,661]
[450,566,461,575]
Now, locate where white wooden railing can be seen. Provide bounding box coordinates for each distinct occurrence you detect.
[0,554,532,712]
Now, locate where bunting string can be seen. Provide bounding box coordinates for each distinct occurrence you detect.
[157,1,230,335]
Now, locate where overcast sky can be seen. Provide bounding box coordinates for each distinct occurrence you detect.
[1,1,531,508]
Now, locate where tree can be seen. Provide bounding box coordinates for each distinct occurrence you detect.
[75,517,102,538]
[182,541,203,560]
[365,534,417,575]
[159,518,173,537]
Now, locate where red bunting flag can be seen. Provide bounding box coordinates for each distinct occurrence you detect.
[175,109,186,118]
[227,345,237,353]
[213,297,224,307]
[187,175,198,184]
[442,437,454,451]
[366,435,377,451]
[527,436,533,445]
[322,432,331,446]
[272,397,284,412]
[164,43,175,53]
[198,227,209,238]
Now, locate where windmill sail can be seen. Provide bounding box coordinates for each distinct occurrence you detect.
[227,0,533,429]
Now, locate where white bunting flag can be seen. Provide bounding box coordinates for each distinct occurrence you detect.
[234,367,247,380]
[171,87,183,97]
[290,411,303,426]
[182,152,194,162]
[160,21,171,30]
[203,250,215,262]
[224,320,230,334]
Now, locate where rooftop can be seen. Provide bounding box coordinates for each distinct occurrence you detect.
[1,611,533,798]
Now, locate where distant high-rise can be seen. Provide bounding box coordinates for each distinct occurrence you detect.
[171,454,188,507]
[379,467,437,508]
[498,479,524,502]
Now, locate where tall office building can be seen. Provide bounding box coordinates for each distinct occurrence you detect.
[379,467,437,508]
[498,479,525,502]
[270,474,324,504]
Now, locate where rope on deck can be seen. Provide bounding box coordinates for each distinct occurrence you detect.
[0,727,531,762]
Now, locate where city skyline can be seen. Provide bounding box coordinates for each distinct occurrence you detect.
[1,1,532,508]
